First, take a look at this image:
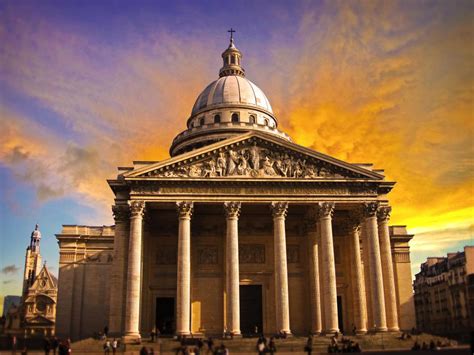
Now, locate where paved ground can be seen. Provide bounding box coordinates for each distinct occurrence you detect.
[0,347,471,355]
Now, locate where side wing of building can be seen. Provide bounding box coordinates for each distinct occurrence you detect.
[55,225,114,340]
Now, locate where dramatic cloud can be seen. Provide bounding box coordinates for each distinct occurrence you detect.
[1,265,20,275]
[0,0,472,265]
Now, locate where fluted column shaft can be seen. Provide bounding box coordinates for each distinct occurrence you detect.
[123,201,145,343]
[364,202,387,332]
[306,208,322,335]
[224,202,241,336]
[377,206,399,331]
[319,202,339,334]
[271,202,291,335]
[109,205,130,335]
[176,201,193,336]
[350,223,368,334]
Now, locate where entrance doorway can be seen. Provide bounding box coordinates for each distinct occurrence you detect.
[337,295,344,333]
[156,297,175,335]
[240,285,263,336]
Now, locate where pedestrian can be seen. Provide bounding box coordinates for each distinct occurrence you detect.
[12,335,17,354]
[256,337,265,355]
[139,346,148,355]
[304,335,313,355]
[58,340,69,355]
[151,327,156,342]
[206,337,214,354]
[112,338,118,355]
[104,325,109,338]
[149,347,155,355]
[267,337,276,355]
[21,347,28,355]
[51,337,59,355]
[44,337,51,355]
[103,339,111,354]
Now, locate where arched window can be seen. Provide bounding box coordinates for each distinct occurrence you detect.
[264,118,269,126]
[249,115,256,124]
[231,56,236,64]
[214,114,221,123]
[231,113,239,123]
[200,117,205,126]
[190,121,194,128]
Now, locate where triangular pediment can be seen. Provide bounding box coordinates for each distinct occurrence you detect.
[124,132,384,181]
[31,265,57,291]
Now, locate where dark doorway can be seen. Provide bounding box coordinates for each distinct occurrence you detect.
[337,295,344,333]
[156,297,175,335]
[240,285,263,336]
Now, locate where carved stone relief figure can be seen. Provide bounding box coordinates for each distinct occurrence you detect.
[150,139,360,179]
[239,244,265,264]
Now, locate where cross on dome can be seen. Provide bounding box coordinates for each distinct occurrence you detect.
[220,28,245,77]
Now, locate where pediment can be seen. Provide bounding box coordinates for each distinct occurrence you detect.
[125,132,384,181]
[25,315,54,325]
[31,265,57,291]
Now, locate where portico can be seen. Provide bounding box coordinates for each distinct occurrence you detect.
[108,180,402,342]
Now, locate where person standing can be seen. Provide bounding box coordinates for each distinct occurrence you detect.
[304,335,313,355]
[103,339,111,355]
[43,338,51,355]
[51,337,59,355]
[111,339,118,355]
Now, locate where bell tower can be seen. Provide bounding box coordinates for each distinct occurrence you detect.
[22,224,43,298]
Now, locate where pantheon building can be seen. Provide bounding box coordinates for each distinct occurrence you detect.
[56,35,415,342]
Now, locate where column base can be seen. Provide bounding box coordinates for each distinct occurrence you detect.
[387,327,400,332]
[371,327,388,333]
[277,331,292,338]
[355,329,367,335]
[323,329,339,336]
[122,333,141,344]
[311,331,322,336]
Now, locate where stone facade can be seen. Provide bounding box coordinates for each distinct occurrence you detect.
[55,36,416,342]
[413,246,474,336]
[55,225,114,340]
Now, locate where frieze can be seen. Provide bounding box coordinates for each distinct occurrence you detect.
[197,247,218,265]
[239,244,265,264]
[144,140,365,180]
[287,245,300,263]
[156,246,177,265]
[155,186,377,196]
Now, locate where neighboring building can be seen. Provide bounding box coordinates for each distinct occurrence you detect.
[413,246,474,336]
[56,34,416,342]
[2,296,21,317]
[3,225,57,336]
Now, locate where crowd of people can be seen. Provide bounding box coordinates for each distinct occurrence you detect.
[326,334,361,353]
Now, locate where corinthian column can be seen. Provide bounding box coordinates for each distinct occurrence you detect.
[109,204,130,335]
[377,206,399,331]
[319,202,339,334]
[123,200,145,343]
[224,202,241,336]
[176,201,193,336]
[305,207,322,335]
[349,218,368,334]
[363,202,387,332]
[271,202,291,336]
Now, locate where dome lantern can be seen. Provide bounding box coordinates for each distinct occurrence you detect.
[219,28,245,77]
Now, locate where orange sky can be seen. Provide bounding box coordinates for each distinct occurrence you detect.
[0,1,473,294]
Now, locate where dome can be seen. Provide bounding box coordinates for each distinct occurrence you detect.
[169,34,291,157]
[191,76,273,117]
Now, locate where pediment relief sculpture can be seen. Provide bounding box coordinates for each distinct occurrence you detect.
[144,140,365,180]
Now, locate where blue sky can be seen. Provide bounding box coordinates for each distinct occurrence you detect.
[1,0,473,311]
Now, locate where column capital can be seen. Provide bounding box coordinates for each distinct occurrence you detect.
[348,210,363,231]
[377,206,392,222]
[363,201,379,218]
[128,200,145,218]
[176,201,193,219]
[271,202,288,218]
[112,204,130,222]
[318,202,335,219]
[224,201,241,219]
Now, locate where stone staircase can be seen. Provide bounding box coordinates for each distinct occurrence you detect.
[70,333,459,354]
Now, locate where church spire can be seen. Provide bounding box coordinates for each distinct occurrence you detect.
[30,223,42,252]
[219,28,245,77]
